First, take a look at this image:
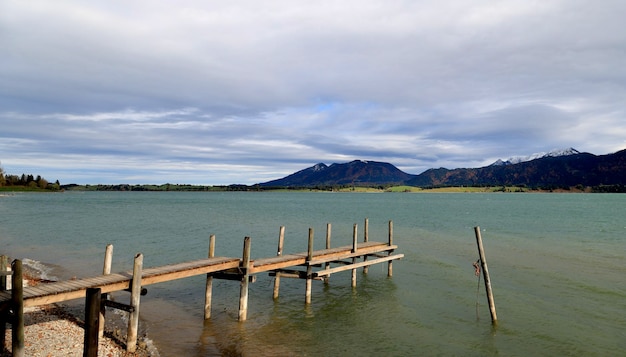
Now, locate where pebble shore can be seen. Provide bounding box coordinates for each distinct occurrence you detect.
[2,305,152,357]
[2,273,154,356]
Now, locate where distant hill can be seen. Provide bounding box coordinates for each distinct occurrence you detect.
[259,160,414,187]
[258,148,626,189]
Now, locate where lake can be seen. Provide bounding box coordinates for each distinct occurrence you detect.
[1,191,625,356]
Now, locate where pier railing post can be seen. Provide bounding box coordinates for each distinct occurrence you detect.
[99,244,113,338]
[324,223,331,284]
[11,259,24,357]
[238,237,252,321]
[351,224,358,288]
[363,218,369,274]
[273,227,285,299]
[305,228,314,304]
[127,253,143,352]
[204,234,216,319]
[387,220,394,277]
[84,287,102,357]
[474,226,498,325]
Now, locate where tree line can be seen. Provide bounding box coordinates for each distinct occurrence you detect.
[0,164,60,191]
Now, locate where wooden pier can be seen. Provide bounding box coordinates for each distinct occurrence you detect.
[1,219,403,356]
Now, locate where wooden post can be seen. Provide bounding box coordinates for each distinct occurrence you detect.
[324,223,331,284]
[273,227,285,299]
[0,255,8,290]
[305,228,314,304]
[84,288,102,357]
[204,234,216,319]
[474,226,498,325]
[351,224,358,288]
[238,237,251,322]
[363,218,369,274]
[387,220,394,277]
[11,259,24,357]
[99,244,113,338]
[127,253,143,352]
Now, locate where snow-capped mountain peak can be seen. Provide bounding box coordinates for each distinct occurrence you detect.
[491,148,580,166]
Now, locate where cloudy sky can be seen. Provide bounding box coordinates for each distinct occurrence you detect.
[2,1,625,185]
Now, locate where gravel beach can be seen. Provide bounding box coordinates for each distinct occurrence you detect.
[1,271,155,356]
[2,305,152,357]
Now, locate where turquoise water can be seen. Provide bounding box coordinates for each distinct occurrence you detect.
[0,192,625,356]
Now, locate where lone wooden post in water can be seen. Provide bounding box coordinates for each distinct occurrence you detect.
[273,227,285,299]
[127,253,143,352]
[11,259,24,357]
[305,228,314,304]
[204,234,216,319]
[84,288,102,357]
[99,244,113,338]
[474,226,498,325]
[238,237,252,321]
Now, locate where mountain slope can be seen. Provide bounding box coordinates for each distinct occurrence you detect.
[258,149,626,188]
[259,160,415,187]
[407,149,626,187]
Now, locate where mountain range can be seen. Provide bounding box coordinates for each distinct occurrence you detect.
[258,148,626,189]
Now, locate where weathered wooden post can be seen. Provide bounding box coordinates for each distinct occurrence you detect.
[11,259,24,357]
[474,226,498,325]
[387,220,394,277]
[273,227,285,299]
[324,223,331,284]
[351,224,358,287]
[305,228,314,304]
[204,234,216,319]
[0,255,8,290]
[84,288,102,357]
[99,244,113,338]
[127,253,143,352]
[238,237,252,322]
[363,218,369,274]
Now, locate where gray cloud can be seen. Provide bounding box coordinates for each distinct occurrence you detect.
[1,0,625,184]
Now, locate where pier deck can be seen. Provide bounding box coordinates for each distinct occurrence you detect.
[1,219,403,356]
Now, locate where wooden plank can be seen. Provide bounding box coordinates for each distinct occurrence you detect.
[313,254,404,277]
[141,259,240,286]
[308,244,398,266]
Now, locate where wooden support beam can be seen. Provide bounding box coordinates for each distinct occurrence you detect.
[314,254,404,277]
[211,272,256,282]
[0,255,8,290]
[126,253,143,352]
[238,237,251,322]
[204,234,215,319]
[99,244,113,339]
[324,223,331,284]
[305,228,314,304]
[363,218,369,274]
[103,299,135,313]
[351,224,358,288]
[388,220,394,277]
[11,259,24,357]
[84,288,101,357]
[273,226,285,299]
